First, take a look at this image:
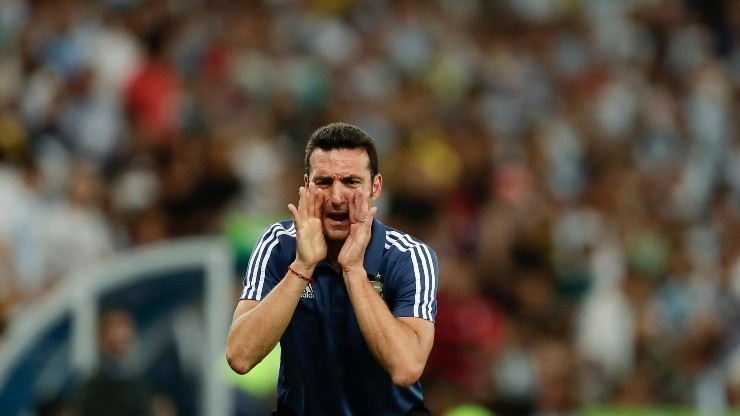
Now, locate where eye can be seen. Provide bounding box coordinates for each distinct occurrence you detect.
[313,179,331,188]
[341,179,361,187]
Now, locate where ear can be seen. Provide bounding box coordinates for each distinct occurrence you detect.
[304,174,309,187]
[371,173,382,199]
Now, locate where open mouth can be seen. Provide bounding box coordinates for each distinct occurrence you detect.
[327,212,349,223]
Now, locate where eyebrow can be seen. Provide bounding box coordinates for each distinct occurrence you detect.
[312,174,365,182]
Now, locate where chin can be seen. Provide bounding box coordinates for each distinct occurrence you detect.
[323,227,349,242]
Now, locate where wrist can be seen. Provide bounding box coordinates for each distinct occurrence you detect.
[341,265,365,279]
[290,261,316,276]
[289,262,316,284]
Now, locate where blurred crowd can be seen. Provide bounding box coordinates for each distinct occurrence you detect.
[0,0,738,414]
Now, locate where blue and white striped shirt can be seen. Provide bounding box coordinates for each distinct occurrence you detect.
[241,218,438,415]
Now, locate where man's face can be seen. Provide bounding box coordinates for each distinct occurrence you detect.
[307,148,381,242]
[100,310,135,358]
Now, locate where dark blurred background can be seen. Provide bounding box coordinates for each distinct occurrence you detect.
[0,0,738,415]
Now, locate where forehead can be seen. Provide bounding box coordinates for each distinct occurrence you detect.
[309,148,371,177]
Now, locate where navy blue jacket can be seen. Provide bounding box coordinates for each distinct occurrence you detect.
[241,219,438,415]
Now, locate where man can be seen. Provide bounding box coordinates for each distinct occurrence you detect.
[226,122,438,415]
[77,307,154,416]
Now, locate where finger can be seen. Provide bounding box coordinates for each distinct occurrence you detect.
[367,206,377,223]
[348,191,357,223]
[288,203,300,224]
[359,190,369,216]
[313,188,324,218]
[360,196,374,227]
[298,186,307,218]
[306,182,316,218]
[355,190,368,223]
[307,182,319,218]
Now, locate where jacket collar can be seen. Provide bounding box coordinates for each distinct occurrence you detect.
[363,218,385,277]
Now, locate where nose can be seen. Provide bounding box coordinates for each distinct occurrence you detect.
[329,183,345,206]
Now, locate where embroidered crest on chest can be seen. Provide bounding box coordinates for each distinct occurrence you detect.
[370,273,383,298]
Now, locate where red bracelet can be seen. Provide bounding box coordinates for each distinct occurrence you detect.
[288,265,315,283]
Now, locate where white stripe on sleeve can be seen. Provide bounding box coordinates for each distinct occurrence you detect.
[245,224,282,299]
[244,223,295,300]
[386,231,434,320]
[419,243,437,319]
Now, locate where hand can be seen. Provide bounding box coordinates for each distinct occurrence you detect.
[338,189,377,274]
[288,182,326,268]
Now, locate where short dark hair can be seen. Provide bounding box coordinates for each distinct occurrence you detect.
[304,122,379,179]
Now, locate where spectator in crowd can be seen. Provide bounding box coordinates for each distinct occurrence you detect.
[76,306,176,416]
[45,161,115,281]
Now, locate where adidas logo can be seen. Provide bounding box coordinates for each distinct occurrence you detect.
[301,283,315,299]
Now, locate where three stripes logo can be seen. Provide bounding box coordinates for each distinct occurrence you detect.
[301,283,315,299]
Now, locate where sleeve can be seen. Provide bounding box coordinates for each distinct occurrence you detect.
[240,223,290,301]
[389,243,439,322]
